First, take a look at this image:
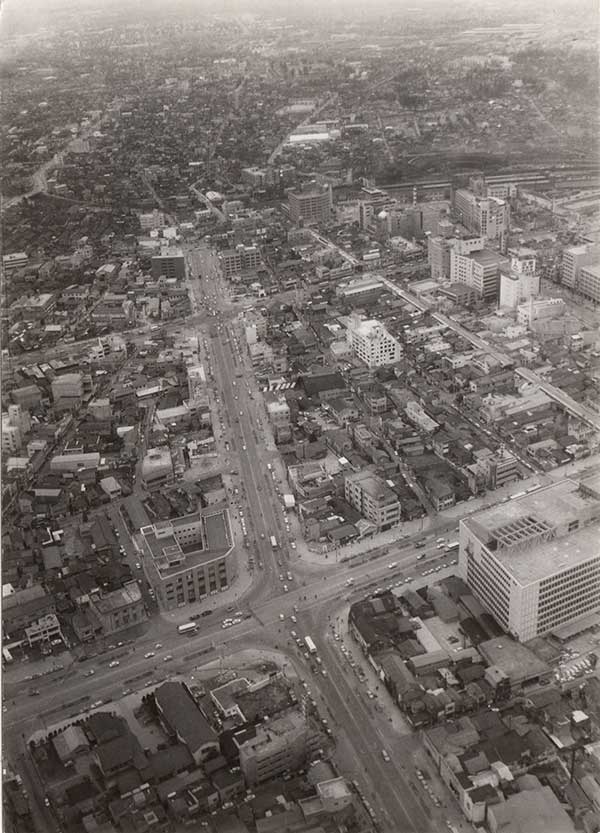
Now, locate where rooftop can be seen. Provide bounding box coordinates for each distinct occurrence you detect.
[464,479,600,584]
[477,636,550,682]
[154,682,217,754]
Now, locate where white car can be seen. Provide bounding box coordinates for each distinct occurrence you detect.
[290,542,297,549]
[279,613,285,621]
[283,585,289,593]
[144,652,155,659]
[163,655,173,662]
[109,661,120,668]
[291,615,297,623]
[388,562,397,569]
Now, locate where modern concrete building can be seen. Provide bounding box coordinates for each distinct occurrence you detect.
[151,248,186,280]
[561,243,600,289]
[288,183,333,226]
[140,447,174,491]
[346,316,402,368]
[139,509,235,610]
[89,581,147,635]
[344,469,401,530]
[458,479,600,641]
[428,235,453,280]
[236,710,322,786]
[454,189,509,248]
[219,245,261,278]
[578,263,600,304]
[139,209,167,231]
[499,248,540,309]
[516,297,566,328]
[2,252,29,272]
[450,241,508,301]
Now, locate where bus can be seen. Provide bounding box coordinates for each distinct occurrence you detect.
[270,536,278,549]
[304,636,317,655]
[445,542,459,553]
[177,622,199,636]
[2,647,13,665]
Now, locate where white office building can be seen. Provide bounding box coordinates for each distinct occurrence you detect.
[458,478,600,641]
[346,315,402,368]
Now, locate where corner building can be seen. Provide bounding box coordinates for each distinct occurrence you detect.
[458,478,600,641]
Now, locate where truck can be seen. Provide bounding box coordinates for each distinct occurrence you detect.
[304,636,317,655]
[270,536,278,549]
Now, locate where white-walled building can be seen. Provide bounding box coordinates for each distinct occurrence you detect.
[499,248,541,309]
[346,315,402,368]
[458,478,600,641]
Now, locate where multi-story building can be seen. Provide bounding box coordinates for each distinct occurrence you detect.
[51,372,84,411]
[1,405,30,454]
[428,235,453,280]
[219,245,261,279]
[139,209,167,231]
[458,478,600,641]
[10,292,56,321]
[2,252,28,272]
[516,297,566,328]
[344,470,401,530]
[288,183,332,226]
[140,509,235,610]
[346,316,402,368]
[151,248,186,280]
[187,365,206,402]
[140,446,174,491]
[561,243,600,289]
[266,398,291,442]
[453,189,509,248]
[236,710,322,786]
[88,581,147,635]
[499,248,540,308]
[450,241,508,301]
[578,263,600,304]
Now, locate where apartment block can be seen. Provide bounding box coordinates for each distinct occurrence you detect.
[458,479,600,641]
[344,469,401,530]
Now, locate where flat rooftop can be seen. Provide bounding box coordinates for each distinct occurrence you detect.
[470,249,505,267]
[478,635,550,681]
[465,479,600,584]
[141,507,232,577]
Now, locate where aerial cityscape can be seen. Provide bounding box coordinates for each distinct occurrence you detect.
[1,1,600,832]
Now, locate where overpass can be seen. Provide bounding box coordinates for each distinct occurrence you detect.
[515,367,600,430]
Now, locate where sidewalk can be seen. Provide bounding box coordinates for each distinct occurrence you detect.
[294,467,559,567]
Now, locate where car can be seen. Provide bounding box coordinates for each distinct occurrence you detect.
[388,562,397,569]
[239,410,243,416]
[260,533,265,539]
[382,750,390,762]
[321,669,328,677]
[287,572,293,581]
[163,655,173,662]
[290,542,296,549]
[44,797,51,807]
[135,562,141,569]
[405,576,413,583]
[242,444,246,451]
[367,690,375,699]
[155,643,162,649]
[283,585,289,593]
[417,553,426,560]
[109,661,120,668]
[279,614,285,621]
[85,669,95,677]
[290,630,297,638]
[144,651,155,659]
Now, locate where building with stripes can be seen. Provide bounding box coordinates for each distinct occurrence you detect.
[458,478,600,642]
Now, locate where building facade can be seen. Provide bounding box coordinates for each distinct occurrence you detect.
[344,470,401,530]
[346,316,402,368]
[288,183,333,226]
[236,710,322,786]
[140,510,235,611]
[458,479,600,641]
[561,243,600,289]
[151,248,186,280]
